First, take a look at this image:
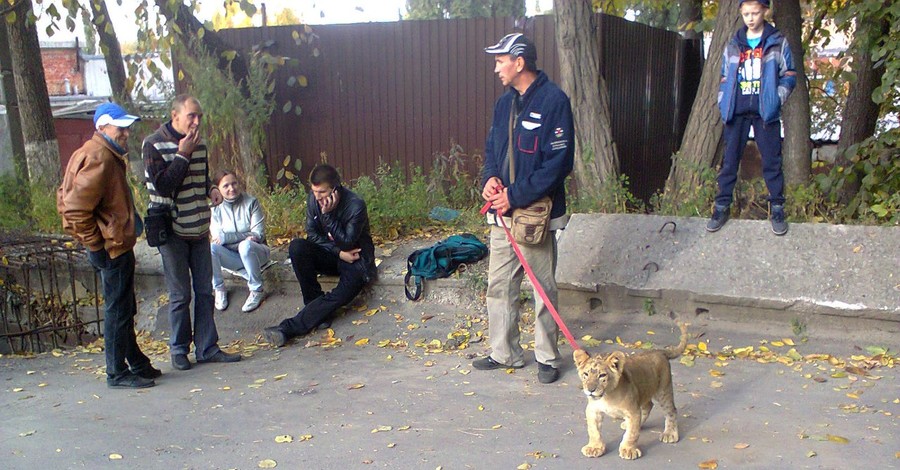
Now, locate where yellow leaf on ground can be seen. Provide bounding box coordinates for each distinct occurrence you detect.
[19,430,36,437]
[355,338,369,346]
[348,383,365,390]
[274,374,287,380]
[463,391,475,396]
[709,369,725,377]
[387,443,396,448]
[109,454,123,460]
[826,434,849,444]
[12,388,23,392]
[698,342,708,352]
[397,425,411,431]
[783,338,795,346]
[258,459,277,468]
[491,424,502,429]
[365,308,379,316]
[298,434,313,441]
[275,435,293,443]
[254,379,266,384]
[517,463,532,470]
[771,341,785,347]
[734,443,750,449]
[698,459,718,469]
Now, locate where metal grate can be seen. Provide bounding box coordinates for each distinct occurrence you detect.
[0,231,102,354]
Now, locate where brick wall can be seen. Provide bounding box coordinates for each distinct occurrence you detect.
[41,48,85,96]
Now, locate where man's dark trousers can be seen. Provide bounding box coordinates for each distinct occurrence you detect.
[87,249,152,381]
[281,238,368,337]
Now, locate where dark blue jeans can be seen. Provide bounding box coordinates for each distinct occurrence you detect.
[280,238,369,338]
[158,236,221,360]
[716,114,786,207]
[87,249,151,382]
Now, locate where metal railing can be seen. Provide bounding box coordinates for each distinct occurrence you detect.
[0,231,101,353]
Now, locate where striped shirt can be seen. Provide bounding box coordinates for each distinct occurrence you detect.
[142,123,211,239]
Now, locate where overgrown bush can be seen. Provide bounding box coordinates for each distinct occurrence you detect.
[256,184,307,241]
[0,177,62,233]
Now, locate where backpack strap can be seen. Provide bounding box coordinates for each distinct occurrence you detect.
[405,251,424,301]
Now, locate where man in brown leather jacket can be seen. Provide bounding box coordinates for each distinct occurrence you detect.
[58,102,160,388]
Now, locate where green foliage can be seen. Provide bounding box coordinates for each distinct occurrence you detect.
[256,184,307,240]
[651,161,718,217]
[351,162,437,238]
[406,0,525,19]
[814,131,900,224]
[571,174,646,214]
[0,177,62,233]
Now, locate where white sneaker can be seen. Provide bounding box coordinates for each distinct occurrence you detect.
[214,289,228,311]
[242,290,266,312]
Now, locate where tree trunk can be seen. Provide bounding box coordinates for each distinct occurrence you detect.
[155,0,252,98]
[0,19,32,221]
[554,0,619,200]
[665,1,741,196]
[775,0,811,186]
[88,0,130,104]
[6,0,60,190]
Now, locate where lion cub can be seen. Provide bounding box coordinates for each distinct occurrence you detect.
[574,321,689,460]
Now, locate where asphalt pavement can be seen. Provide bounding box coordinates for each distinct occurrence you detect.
[2,283,898,469]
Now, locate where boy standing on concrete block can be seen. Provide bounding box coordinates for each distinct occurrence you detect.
[708,0,796,235]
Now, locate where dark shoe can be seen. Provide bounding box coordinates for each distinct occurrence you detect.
[131,365,162,380]
[472,356,524,370]
[108,372,156,389]
[770,204,788,236]
[317,319,332,330]
[197,350,242,364]
[537,362,560,384]
[264,326,287,347]
[706,204,730,232]
[171,354,192,371]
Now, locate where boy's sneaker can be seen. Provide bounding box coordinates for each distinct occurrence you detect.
[706,204,730,232]
[242,290,266,312]
[215,289,228,311]
[770,204,788,236]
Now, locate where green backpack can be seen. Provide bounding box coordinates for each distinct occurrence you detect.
[404,233,488,301]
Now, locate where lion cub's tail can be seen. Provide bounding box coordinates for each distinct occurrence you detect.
[662,320,690,360]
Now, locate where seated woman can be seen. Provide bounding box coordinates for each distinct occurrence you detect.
[210,170,270,312]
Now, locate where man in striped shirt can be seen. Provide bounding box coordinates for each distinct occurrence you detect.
[143,94,241,371]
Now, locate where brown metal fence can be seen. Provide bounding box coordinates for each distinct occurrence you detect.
[0,231,102,354]
[212,14,699,201]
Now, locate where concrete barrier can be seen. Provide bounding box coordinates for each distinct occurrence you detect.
[555,213,900,334]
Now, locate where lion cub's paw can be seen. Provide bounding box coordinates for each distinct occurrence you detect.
[581,444,606,458]
[661,430,679,444]
[619,445,642,460]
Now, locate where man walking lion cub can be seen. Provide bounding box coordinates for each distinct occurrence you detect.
[574,320,689,459]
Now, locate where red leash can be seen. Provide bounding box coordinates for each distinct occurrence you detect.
[481,200,581,350]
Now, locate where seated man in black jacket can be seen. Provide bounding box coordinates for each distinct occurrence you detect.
[264,164,377,347]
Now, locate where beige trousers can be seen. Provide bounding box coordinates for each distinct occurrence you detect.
[485,225,561,368]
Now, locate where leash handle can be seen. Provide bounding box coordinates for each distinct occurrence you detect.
[498,213,580,351]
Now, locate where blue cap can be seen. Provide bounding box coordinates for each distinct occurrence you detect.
[93,102,140,129]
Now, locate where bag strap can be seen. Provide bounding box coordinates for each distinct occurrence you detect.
[404,251,423,301]
[508,100,516,185]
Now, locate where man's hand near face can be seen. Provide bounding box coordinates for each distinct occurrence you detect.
[318,188,340,214]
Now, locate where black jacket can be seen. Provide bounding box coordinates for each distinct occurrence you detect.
[305,186,376,279]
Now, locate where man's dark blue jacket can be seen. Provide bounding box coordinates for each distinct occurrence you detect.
[480,71,574,227]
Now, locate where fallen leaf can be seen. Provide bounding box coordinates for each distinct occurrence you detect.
[274,374,287,381]
[275,435,293,443]
[355,338,370,346]
[463,391,475,396]
[387,443,396,448]
[807,451,817,458]
[491,424,502,429]
[19,430,36,437]
[348,383,365,390]
[826,434,849,444]
[734,443,750,449]
[258,459,277,468]
[254,379,266,384]
[298,434,313,441]
[709,369,725,377]
[189,388,202,393]
[517,463,531,470]
[698,459,718,469]
[12,388,24,392]
[109,454,123,460]
[698,342,708,352]
[710,381,723,388]
[398,425,411,431]
[782,338,795,346]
